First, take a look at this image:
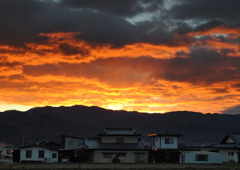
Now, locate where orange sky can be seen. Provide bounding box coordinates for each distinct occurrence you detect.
[1,26,240,114]
[1,1,240,114]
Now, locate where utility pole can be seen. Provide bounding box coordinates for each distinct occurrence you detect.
[189,122,193,148]
[22,127,25,147]
[35,123,42,144]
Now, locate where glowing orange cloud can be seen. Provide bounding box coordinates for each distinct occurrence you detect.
[1,30,240,114]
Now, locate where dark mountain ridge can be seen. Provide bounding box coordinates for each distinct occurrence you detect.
[1,105,240,146]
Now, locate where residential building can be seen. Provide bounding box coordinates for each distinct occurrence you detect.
[85,128,149,163]
[213,132,240,162]
[19,145,58,163]
[180,151,222,163]
[0,142,14,159]
[60,135,84,149]
[148,133,182,163]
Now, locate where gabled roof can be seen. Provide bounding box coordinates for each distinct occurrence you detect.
[85,137,148,150]
[213,132,240,149]
[19,144,58,151]
[98,128,141,136]
[0,142,14,147]
[148,133,183,137]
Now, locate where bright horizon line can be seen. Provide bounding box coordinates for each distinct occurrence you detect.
[0,103,224,114]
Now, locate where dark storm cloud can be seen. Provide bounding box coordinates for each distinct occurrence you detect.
[221,105,240,114]
[1,0,240,48]
[153,48,240,85]
[58,43,90,56]
[60,0,163,17]
[166,0,240,24]
[22,52,240,87]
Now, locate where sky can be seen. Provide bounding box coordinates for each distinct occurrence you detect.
[0,0,240,114]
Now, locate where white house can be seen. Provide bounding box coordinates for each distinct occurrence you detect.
[19,145,58,163]
[85,128,149,163]
[60,135,84,149]
[148,133,182,163]
[213,132,240,163]
[180,151,222,164]
[148,133,182,150]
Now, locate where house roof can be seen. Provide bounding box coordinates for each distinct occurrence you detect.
[61,134,84,140]
[213,132,240,149]
[0,142,14,147]
[19,144,58,151]
[85,137,148,150]
[98,128,141,136]
[148,133,183,137]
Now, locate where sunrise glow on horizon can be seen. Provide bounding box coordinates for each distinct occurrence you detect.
[0,0,240,115]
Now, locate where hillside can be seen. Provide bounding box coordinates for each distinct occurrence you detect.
[1,105,240,146]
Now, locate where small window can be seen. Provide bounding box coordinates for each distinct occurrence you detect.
[153,138,155,146]
[69,142,71,145]
[103,153,112,158]
[39,150,45,158]
[196,154,208,161]
[116,138,124,143]
[228,152,234,156]
[135,153,144,161]
[52,153,57,158]
[165,138,173,144]
[26,150,32,158]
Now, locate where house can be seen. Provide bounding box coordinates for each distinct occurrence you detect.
[59,135,85,162]
[180,151,222,164]
[19,145,58,163]
[60,135,84,149]
[213,132,240,162]
[0,142,14,159]
[84,128,149,163]
[148,133,182,163]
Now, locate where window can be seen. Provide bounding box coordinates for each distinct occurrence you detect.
[165,138,173,144]
[135,153,144,161]
[26,150,32,158]
[69,142,71,145]
[39,150,45,158]
[196,154,208,161]
[153,138,155,146]
[103,153,112,158]
[52,153,57,158]
[228,152,234,156]
[117,153,126,157]
[116,138,124,143]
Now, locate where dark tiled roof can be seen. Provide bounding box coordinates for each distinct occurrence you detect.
[19,145,58,151]
[148,134,183,137]
[213,132,240,148]
[85,137,148,150]
[98,128,141,136]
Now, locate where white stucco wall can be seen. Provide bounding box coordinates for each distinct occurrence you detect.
[219,149,236,162]
[101,136,138,143]
[93,150,148,163]
[64,137,84,149]
[152,136,179,149]
[20,146,58,163]
[181,152,222,164]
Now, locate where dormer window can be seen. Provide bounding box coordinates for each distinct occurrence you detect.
[116,138,124,143]
[165,138,173,144]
